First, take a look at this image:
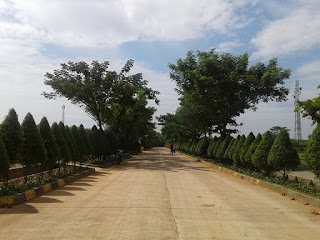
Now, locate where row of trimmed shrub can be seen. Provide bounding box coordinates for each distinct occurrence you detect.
[0,108,115,186]
[178,129,300,178]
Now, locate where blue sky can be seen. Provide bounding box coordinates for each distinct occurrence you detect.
[0,0,319,139]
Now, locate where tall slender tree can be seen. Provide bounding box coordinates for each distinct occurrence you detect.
[39,117,60,175]
[21,113,47,182]
[0,137,10,187]
[0,108,23,164]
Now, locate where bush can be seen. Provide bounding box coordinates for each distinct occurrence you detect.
[252,131,274,175]
[195,138,210,157]
[212,138,223,159]
[207,137,218,158]
[223,138,235,160]
[244,133,262,169]
[240,132,255,166]
[216,136,232,161]
[228,135,240,161]
[232,135,246,167]
[268,129,300,178]
[305,124,320,178]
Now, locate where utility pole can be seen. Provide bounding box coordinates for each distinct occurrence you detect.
[294,80,302,140]
[62,105,65,124]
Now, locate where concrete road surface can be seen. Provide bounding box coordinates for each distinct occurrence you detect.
[1,147,320,240]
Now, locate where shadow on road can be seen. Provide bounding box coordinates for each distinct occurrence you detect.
[0,204,39,214]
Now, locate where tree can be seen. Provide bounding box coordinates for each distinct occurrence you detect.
[0,108,23,164]
[296,85,320,124]
[232,135,246,167]
[269,126,290,137]
[39,117,60,175]
[228,135,241,161]
[21,113,47,182]
[71,125,87,164]
[88,125,105,160]
[268,129,300,178]
[195,138,209,157]
[223,138,235,162]
[51,122,71,172]
[244,133,262,169]
[207,137,218,158]
[216,135,232,161]
[252,131,274,174]
[59,122,77,168]
[79,124,92,157]
[169,50,290,137]
[304,124,320,177]
[240,132,255,165]
[0,136,10,187]
[43,60,159,149]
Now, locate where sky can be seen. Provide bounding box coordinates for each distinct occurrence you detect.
[0,0,319,139]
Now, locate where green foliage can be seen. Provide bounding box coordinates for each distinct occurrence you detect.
[232,135,246,166]
[0,108,23,164]
[169,50,290,138]
[268,129,300,177]
[0,136,10,186]
[21,113,47,177]
[228,135,240,160]
[305,124,320,177]
[39,117,60,172]
[88,125,104,159]
[223,138,235,160]
[44,60,159,151]
[269,126,290,136]
[71,125,87,162]
[216,136,232,161]
[252,131,274,174]
[195,138,210,157]
[79,124,92,156]
[291,139,308,153]
[240,132,255,165]
[59,123,78,164]
[244,133,262,167]
[207,137,218,158]
[212,138,223,159]
[296,85,320,124]
[51,122,71,166]
[190,141,198,155]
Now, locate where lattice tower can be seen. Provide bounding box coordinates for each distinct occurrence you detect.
[294,81,302,140]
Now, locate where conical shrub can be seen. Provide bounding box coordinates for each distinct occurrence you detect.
[268,129,300,178]
[240,132,255,166]
[244,133,262,168]
[252,131,274,175]
[232,135,246,167]
[0,137,10,186]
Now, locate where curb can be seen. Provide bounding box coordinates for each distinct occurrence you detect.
[0,168,95,207]
[184,154,320,209]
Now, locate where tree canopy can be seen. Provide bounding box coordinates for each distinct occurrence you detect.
[43,60,159,150]
[163,50,290,139]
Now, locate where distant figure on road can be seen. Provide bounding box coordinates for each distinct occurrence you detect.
[170,143,174,155]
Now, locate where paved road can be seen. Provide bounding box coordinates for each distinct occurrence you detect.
[1,148,320,239]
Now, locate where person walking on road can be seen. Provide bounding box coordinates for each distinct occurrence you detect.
[170,143,174,155]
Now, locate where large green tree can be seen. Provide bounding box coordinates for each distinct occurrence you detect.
[43,60,159,149]
[168,50,290,137]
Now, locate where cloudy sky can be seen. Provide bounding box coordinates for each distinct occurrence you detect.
[0,0,319,139]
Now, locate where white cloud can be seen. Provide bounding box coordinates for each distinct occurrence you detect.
[0,0,256,47]
[215,40,241,52]
[251,1,320,59]
[297,60,320,82]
